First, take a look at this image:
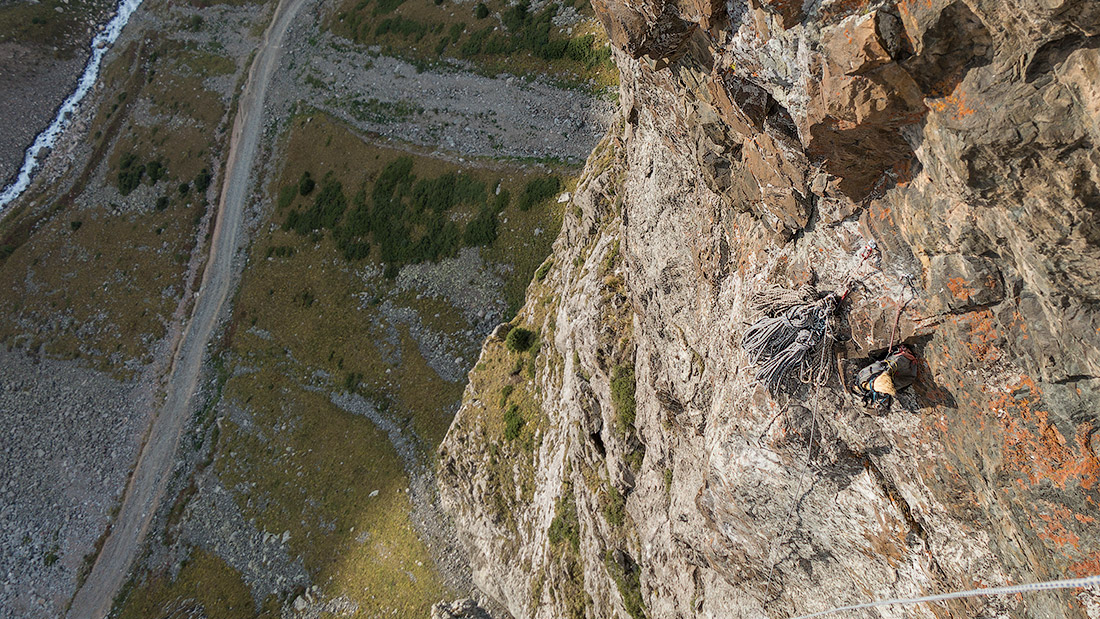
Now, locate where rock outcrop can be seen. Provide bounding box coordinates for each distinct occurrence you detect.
[439,1,1100,618]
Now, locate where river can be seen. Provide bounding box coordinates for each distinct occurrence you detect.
[0,0,145,211]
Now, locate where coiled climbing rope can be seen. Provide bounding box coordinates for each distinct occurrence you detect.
[788,574,1100,619]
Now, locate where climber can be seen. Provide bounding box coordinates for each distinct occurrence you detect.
[853,346,918,406]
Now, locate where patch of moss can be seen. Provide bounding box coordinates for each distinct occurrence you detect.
[604,549,646,619]
[611,363,636,435]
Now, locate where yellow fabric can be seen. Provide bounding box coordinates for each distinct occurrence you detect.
[873,373,897,396]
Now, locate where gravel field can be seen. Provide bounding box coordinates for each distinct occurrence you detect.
[0,348,150,619]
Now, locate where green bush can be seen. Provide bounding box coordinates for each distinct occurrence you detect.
[463,206,498,247]
[503,404,525,440]
[0,244,15,260]
[448,22,465,41]
[117,152,145,196]
[286,175,347,235]
[298,171,315,196]
[611,363,636,434]
[460,26,492,56]
[146,159,166,184]
[376,16,429,39]
[505,327,536,352]
[194,168,212,193]
[474,2,489,18]
[155,196,170,211]
[178,182,190,195]
[372,0,405,15]
[517,176,561,211]
[498,384,514,408]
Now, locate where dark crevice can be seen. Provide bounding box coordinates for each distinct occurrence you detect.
[590,430,606,457]
[1025,34,1100,83]
[862,457,929,547]
[1051,374,1099,385]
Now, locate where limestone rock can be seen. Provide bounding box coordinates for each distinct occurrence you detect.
[439,1,1100,619]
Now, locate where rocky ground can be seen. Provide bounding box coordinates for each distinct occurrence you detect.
[0,348,150,618]
[298,36,613,164]
[0,41,86,187]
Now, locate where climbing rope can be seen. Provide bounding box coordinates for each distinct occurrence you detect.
[787,574,1100,619]
[742,289,840,395]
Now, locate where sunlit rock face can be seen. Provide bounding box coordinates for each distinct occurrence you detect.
[439,1,1100,618]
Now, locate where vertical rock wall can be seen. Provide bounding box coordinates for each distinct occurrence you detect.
[439,1,1100,618]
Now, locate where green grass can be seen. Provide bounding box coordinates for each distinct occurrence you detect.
[611,363,636,436]
[0,30,243,373]
[213,371,448,616]
[604,549,646,619]
[327,0,617,90]
[0,0,115,53]
[117,549,258,619]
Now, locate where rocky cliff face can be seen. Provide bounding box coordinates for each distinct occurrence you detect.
[438,1,1100,617]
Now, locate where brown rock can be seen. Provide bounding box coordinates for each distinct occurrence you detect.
[592,0,697,62]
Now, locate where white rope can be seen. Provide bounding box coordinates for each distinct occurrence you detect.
[788,574,1100,619]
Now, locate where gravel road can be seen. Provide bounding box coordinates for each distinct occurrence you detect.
[63,0,309,614]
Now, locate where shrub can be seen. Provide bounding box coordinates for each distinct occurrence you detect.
[505,327,536,352]
[611,363,636,434]
[460,26,491,56]
[70,220,82,231]
[178,182,190,195]
[155,196,170,211]
[493,187,511,211]
[498,384,514,408]
[448,22,465,41]
[517,176,561,210]
[463,206,497,247]
[603,485,625,527]
[375,16,429,39]
[372,0,405,15]
[501,1,528,30]
[194,168,212,193]
[117,152,145,196]
[503,404,524,440]
[0,244,15,260]
[534,259,552,281]
[474,2,489,18]
[604,549,645,619]
[548,485,580,553]
[278,184,297,209]
[146,159,166,184]
[298,171,315,196]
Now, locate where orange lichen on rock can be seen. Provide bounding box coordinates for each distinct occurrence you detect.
[945,276,975,301]
[993,377,1099,491]
[950,309,1000,361]
[1036,505,1082,549]
[1068,553,1100,578]
[928,90,977,119]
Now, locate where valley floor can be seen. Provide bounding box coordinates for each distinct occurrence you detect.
[0,0,613,615]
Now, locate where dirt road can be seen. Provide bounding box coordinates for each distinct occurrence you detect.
[65,0,308,615]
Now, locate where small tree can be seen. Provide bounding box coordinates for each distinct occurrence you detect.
[298,171,315,196]
[505,327,536,352]
[474,2,489,18]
